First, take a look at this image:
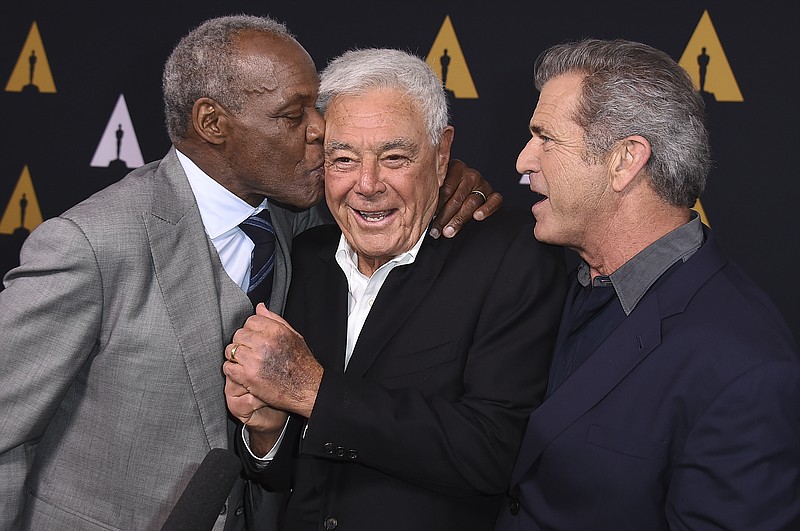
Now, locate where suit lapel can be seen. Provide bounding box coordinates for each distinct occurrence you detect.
[510,230,728,486]
[510,294,663,485]
[144,149,249,450]
[345,235,449,377]
[297,243,349,372]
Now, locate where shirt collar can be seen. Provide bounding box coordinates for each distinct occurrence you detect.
[176,149,267,238]
[335,231,426,280]
[577,212,704,315]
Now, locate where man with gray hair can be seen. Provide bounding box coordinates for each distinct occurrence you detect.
[221,48,566,530]
[0,15,499,531]
[496,38,800,530]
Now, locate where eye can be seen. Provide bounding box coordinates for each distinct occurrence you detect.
[325,153,359,171]
[283,112,303,122]
[530,127,554,146]
[382,153,411,168]
[278,106,306,123]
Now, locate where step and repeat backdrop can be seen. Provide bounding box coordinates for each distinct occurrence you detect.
[2,2,798,341]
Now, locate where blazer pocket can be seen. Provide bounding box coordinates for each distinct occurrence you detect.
[586,424,667,460]
[376,340,459,379]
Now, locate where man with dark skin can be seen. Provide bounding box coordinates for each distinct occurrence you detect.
[0,15,498,531]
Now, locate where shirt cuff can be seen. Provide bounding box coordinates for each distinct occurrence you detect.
[241,417,290,469]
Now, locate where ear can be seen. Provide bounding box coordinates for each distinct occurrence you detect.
[609,135,651,193]
[435,126,455,186]
[191,97,229,145]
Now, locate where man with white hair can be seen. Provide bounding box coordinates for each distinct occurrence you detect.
[223,48,566,530]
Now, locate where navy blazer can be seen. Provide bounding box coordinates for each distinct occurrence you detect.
[260,210,567,531]
[496,227,800,531]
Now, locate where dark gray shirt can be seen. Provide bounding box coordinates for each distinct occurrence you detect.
[548,212,704,394]
[577,212,704,315]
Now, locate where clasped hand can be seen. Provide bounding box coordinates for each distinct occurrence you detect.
[223,303,323,436]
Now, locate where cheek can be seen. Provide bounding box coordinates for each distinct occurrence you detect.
[327,173,365,227]
[263,127,305,164]
[324,178,349,211]
[544,155,576,197]
[406,180,440,223]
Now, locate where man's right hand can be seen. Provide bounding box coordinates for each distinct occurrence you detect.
[223,303,323,419]
[225,377,287,457]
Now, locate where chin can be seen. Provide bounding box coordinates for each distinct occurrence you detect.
[532,224,555,245]
[283,191,324,211]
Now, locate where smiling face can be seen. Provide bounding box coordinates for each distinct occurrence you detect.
[517,73,612,252]
[324,87,453,276]
[222,30,325,208]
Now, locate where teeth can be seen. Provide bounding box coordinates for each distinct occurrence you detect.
[359,210,389,221]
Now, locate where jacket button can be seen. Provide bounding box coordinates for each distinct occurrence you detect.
[336,446,345,458]
[347,449,358,460]
[235,506,244,516]
[324,442,334,454]
[508,497,520,515]
[324,516,338,529]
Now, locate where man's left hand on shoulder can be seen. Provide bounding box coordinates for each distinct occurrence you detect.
[430,159,503,239]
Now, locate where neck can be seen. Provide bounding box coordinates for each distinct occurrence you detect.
[579,200,691,279]
[357,256,390,278]
[175,141,263,207]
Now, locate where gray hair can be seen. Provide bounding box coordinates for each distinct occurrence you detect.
[534,38,710,207]
[162,14,295,142]
[317,48,449,146]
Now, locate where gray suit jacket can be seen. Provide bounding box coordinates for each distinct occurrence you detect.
[0,148,322,530]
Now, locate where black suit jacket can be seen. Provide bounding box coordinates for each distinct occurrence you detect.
[260,210,566,531]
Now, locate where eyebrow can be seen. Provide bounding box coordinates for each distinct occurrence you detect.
[378,138,418,153]
[325,140,354,157]
[325,138,419,156]
[530,123,551,137]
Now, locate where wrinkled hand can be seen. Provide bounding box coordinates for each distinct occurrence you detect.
[225,377,288,456]
[430,159,503,238]
[223,303,323,419]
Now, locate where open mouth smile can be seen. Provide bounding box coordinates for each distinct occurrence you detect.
[356,209,394,222]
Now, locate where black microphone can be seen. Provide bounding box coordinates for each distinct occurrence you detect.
[160,448,242,531]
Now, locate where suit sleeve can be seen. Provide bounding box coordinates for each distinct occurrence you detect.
[301,225,567,496]
[666,358,800,530]
[0,217,104,528]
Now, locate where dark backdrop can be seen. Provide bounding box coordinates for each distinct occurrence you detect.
[2,1,797,342]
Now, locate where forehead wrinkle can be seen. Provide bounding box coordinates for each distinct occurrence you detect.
[235,54,279,94]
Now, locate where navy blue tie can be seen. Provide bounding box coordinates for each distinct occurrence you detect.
[238,209,275,306]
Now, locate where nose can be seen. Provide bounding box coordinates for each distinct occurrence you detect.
[516,137,541,175]
[306,108,325,143]
[354,159,385,197]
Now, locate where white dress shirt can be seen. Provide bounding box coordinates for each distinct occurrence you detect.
[177,149,265,291]
[334,232,425,368]
[176,149,285,460]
